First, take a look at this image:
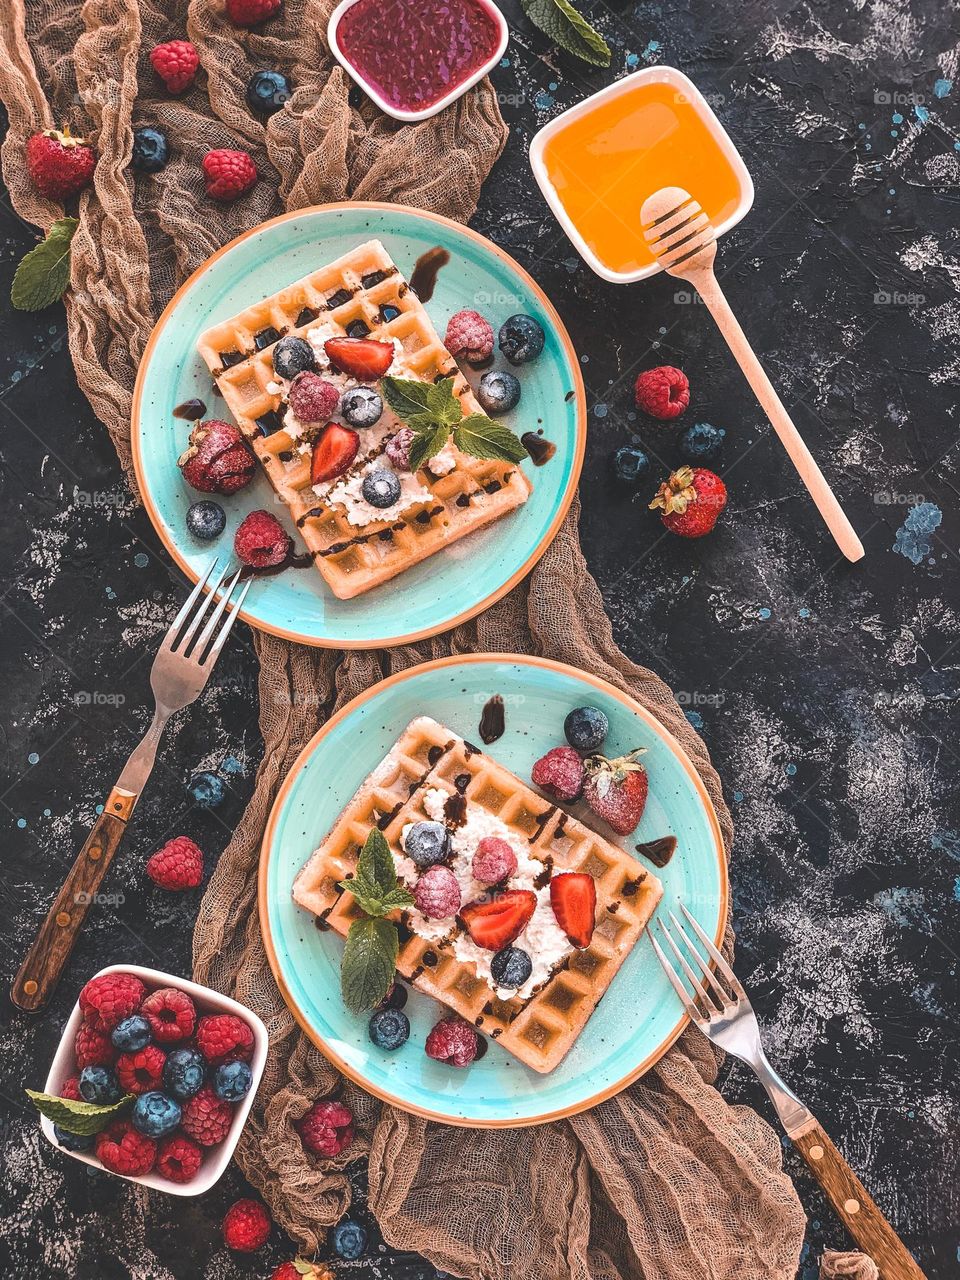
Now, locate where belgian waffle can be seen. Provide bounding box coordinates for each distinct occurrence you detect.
[196,240,531,599]
[293,716,663,1073]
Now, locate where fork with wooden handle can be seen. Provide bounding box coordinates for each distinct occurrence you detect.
[10,559,251,1013]
[649,902,926,1280]
[640,186,864,564]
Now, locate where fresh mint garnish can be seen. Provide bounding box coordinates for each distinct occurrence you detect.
[518,0,611,67]
[339,828,414,1013]
[454,414,528,464]
[381,375,528,468]
[25,1087,133,1135]
[11,217,78,311]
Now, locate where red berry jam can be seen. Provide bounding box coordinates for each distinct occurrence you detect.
[336,0,502,114]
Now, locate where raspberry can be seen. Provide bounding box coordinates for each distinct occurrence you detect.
[196,1012,255,1065]
[180,1084,233,1146]
[149,40,199,94]
[116,1044,167,1095]
[146,836,204,890]
[75,1023,117,1068]
[425,1016,479,1067]
[178,419,255,495]
[531,746,584,802]
[60,1075,82,1101]
[413,865,461,919]
[141,988,197,1044]
[385,427,414,471]
[273,1265,332,1280]
[298,1100,355,1157]
[156,1133,203,1183]
[26,128,96,201]
[634,366,690,420]
[444,309,494,365]
[234,509,290,569]
[471,836,518,885]
[79,972,146,1033]
[223,1198,272,1252]
[226,0,282,25]
[287,372,339,423]
[95,1120,157,1177]
[202,148,258,201]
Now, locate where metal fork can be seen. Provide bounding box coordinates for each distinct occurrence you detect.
[649,903,926,1280]
[11,560,251,1013]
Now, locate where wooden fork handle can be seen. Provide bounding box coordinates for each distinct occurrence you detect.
[792,1120,926,1279]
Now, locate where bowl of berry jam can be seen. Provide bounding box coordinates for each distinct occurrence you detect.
[328,0,509,122]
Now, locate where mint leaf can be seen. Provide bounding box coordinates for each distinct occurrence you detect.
[429,378,465,427]
[379,885,415,912]
[381,376,463,428]
[340,917,399,1013]
[409,421,452,472]
[518,0,611,66]
[26,1087,132,1135]
[357,828,397,898]
[454,415,529,464]
[11,217,78,311]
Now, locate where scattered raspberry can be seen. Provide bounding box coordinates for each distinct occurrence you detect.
[226,0,282,25]
[149,40,199,94]
[413,865,461,919]
[471,836,517,885]
[26,127,96,201]
[95,1120,157,1177]
[272,1264,332,1280]
[180,1084,233,1146]
[287,371,339,424]
[196,1013,255,1065]
[634,366,690,420]
[385,427,414,471]
[531,745,584,802]
[178,418,255,495]
[75,1022,116,1068]
[146,836,204,890]
[156,1132,204,1183]
[445,309,494,365]
[234,509,291,569]
[79,972,146,1033]
[223,1198,272,1252]
[202,148,257,201]
[298,1099,355,1157]
[60,1075,82,1101]
[649,465,727,538]
[583,750,649,835]
[116,1044,167,1095]
[141,987,197,1044]
[425,1016,479,1067]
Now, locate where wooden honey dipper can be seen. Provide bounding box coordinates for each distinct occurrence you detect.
[640,186,864,562]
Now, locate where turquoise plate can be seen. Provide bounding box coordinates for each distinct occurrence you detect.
[132,204,585,649]
[260,655,727,1127]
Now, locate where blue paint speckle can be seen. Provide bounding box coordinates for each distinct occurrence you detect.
[548,82,557,92]
[105,586,117,600]
[915,105,929,124]
[785,763,797,776]
[953,876,960,902]
[798,607,811,618]
[893,502,942,564]
[626,52,639,67]
[733,790,744,803]
[134,552,149,568]
[594,404,608,418]
[28,752,39,765]
[642,40,660,61]
[758,607,772,620]
[499,56,510,68]
[685,710,704,729]
[221,754,244,776]
[892,112,904,124]
[43,807,51,817]
[534,90,555,111]
[890,130,899,138]
[17,817,26,829]
[934,77,952,98]
[95,804,104,814]
[188,771,227,808]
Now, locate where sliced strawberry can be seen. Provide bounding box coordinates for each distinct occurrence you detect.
[459,889,537,951]
[310,421,360,485]
[549,873,597,949]
[324,337,394,380]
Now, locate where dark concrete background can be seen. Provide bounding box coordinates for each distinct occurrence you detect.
[1,1,958,1276]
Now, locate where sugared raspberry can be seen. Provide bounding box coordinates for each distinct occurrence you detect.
[79,972,146,1033]
[60,1075,82,1101]
[178,418,255,495]
[75,1023,117,1068]
[413,865,461,919]
[385,427,414,471]
[180,1084,233,1146]
[95,1120,157,1176]
[471,836,518,885]
[298,1100,355,1157]
[149,40,199,94]
[287,371,339,423]
[272,1264,332,1280]
[634,365,690,420]
[223,1198,272,1252]
[202,148,258,201]
[146,836,204,890]
[531,745,584,802]
[445,309,494,365]
[234,509,291,569]
[226,0,282,25]
[116,1044,166,1094]
[425,1016,479,1067]
[141,988,197,1044]
[196,1012,255,1066]
[156,1133,204,1183]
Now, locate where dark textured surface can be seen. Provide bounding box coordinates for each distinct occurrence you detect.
[1,2,958,1276]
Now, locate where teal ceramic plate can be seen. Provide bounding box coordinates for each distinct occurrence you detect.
[132,204,585,649]
[260,655,727,1127]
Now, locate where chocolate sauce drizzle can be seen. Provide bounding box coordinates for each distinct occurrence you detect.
[635,835,677,868]
[409,246,450,302]
[172,398,206,420]
[479,694,505,744]
[521,432,556,466]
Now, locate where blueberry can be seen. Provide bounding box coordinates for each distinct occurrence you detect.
[498,314,545,365]
[361,468,402,508]
[186,499,226,541]
[273,335,316,380]
[679,421,726,463]
[131,126,169,173]
[131,1091,181,1139]
[54,1125,94,1152]
[341,386,383,429]
[476,369,521,414]
[111,1015,152,1053]
[245,69,292,117]
[188,770,226,808]
[213,1059,253,1102]
[368,1008,410,1050]
[332,1220,368,1261]
[564,706,609,753]
[163,1047,206,1101]
[613,445,649,485]
[79,1066,121,1105]
[490,946,532,989]
[377,981,408,1012]
[403,820,451,869]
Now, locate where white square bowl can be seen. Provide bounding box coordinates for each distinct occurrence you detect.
[40,964,268,1197]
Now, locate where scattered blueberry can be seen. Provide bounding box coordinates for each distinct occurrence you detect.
[186,499,226,541]
[612,445,650,485]
[368,1007,410,1050]
[377,981,408,1012]
[341,386,383,428]
[55,1125,94,1152]
[214,1060,253,1102]
[79,1066,121,1105]
[403,820,451,869]
[245,69,292,117]
[361,468,402,508]
[273,335,316,380]
[678,421,726,463]
[188,770,226,808]
[131,126,169,173]
[490,946,533,989]
[131,1091,181,1139]
[332,1220,368,1261]
[498,314,545,365]
[111,1015,152,1053]
[476,369,521,414]
[163,1047,206,1101]
[564,706,609,753]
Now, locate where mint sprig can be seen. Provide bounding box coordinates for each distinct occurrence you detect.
[381,375,527,468]
[518,0,611,66]
[339,828,413,1014]
[26,1087,133,1135]
[11,217,79,311]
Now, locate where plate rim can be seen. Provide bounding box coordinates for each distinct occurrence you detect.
[131,202,587,649]
[258,652,729,1127]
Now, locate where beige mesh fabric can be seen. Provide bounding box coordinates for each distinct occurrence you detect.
[0,2,818,1276]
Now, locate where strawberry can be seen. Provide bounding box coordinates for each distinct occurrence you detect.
[582,749,648,836]
[459,889,536,951]
[324,337,394,380]
[549,872,597,948]
[649,466,727,538]
[310,421,360,485]
[26,128,96,201]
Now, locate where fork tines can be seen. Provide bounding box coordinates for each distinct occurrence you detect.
[647,901,743,1023]
[164,558,252,666]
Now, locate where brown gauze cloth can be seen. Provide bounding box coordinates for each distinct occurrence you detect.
[0,2,810,1275]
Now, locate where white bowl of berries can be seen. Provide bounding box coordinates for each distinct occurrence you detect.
[32,965,268,1196]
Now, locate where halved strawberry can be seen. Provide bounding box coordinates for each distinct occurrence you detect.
[310,421,360,485]
[549,873,597,948]
[459,889,537,951]
[324,337,394,380]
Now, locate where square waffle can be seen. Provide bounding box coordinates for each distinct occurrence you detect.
[293,716,663,1073]
[196,239,532,599]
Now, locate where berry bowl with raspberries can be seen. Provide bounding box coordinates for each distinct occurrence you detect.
[35,965,267,1195]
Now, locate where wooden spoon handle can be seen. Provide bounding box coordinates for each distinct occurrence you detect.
[793,1121,926,1279]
